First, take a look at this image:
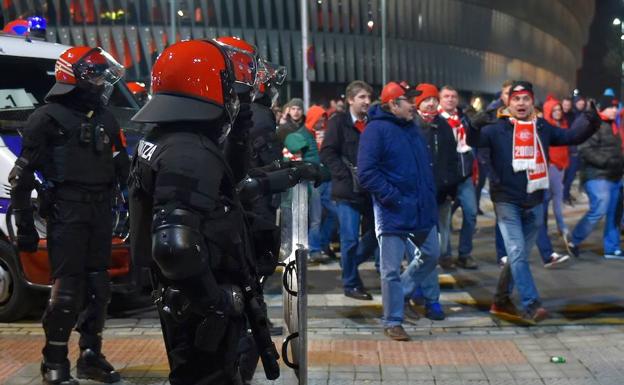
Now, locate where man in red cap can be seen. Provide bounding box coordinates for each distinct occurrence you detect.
[357,82,441,341]
[413,83,461,274]
[467,81,600,323]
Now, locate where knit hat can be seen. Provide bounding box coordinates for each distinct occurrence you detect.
[598,95,618,111]
[413,83,439,107]
[509,81,534,100]
[380,81,421,104]
[305,105,327,130]
[287,98,304,109]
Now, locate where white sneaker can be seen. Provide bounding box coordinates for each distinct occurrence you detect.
[498,256,508,268]
[544,252,570,268]
[604,250,624,260]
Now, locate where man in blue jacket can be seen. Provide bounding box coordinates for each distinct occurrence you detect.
[467,81,599,323]
[358,82,441,341]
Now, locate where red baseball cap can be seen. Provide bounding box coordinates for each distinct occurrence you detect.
[380,81,421,104]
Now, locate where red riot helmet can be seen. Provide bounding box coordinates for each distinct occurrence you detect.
[131,39,257,127]
[126,81,148,105]
[214,36,286,103]
[45,46,125,104]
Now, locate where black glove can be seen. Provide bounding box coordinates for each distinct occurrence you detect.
[231,103,254,139]
[13,208,39,252]
[220,284,244,317]
[470,111,492,130]
[292,161,325,187]
[584,101,601,130]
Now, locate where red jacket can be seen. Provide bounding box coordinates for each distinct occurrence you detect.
[544,98,569,170]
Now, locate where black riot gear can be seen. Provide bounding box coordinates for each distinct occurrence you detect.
[10,68,129,384]
[129,124,280,385]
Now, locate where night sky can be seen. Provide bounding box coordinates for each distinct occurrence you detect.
[577,0,623,99]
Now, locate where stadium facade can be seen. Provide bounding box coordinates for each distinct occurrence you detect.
[2,0,595,100]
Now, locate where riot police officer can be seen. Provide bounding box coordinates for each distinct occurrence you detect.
[10,46,129,384]
[215,36,288,384]
[128,39,279,385]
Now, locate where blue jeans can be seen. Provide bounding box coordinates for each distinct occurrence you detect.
[438,200,452,261]
[494,202,543,310]
[536,195,554,263]
[379,227,440,328]
[563,153,580,200]
[536,165,567,262]
[571,179,622,253]
[547,165,567,233]
[495,224,507,262]
[319,182,337,250]
[451,178,477,257]
[336,201,378,289]
[308,183,323,253]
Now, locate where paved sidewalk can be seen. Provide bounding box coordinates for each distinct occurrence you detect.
[2,320,624,385]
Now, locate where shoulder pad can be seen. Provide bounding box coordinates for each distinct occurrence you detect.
[136,138,160,163]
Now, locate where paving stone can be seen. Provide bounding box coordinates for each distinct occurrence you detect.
[2,377,36,385]
[458,371,487,380]
[484,371,514,380]
[511,370,541,379]
[355,371,381,380]
[596,378,623,385]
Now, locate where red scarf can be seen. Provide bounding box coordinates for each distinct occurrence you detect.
[438,106,471,153]
[417,110,437,123]
[354,119,366,133]
[510,118,549,193]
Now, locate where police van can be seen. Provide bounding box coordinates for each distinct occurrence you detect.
[0,32,145,321]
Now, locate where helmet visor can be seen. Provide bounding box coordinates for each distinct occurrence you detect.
[214,41,258,88]
[73,48,125,87]
[258,59,287,86]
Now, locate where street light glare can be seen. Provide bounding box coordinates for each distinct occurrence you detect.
[614,17,621,25]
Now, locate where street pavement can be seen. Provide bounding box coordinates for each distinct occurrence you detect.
[1,191,624,384]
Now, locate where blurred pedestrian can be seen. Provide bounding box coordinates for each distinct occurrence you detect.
[413,83,460,271]
[563,95,588,205]
[535,97,571,268]
[567,95,624,260]
[438,85,479,269]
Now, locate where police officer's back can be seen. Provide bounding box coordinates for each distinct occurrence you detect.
[128,40,278,385]
[10,47,129,385]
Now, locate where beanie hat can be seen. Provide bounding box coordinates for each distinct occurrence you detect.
[287,98,304,109]
[509,81,534,100]
[413,83,439,107]
[598,95,618,111]
[305,105,327,130]
[380,81,421,104]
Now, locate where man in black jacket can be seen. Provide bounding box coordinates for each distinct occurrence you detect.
[467,81,599,323]
[438,85,478,269]
[567,94,624,260]
[320,80,378,300]
[413,83,461,271]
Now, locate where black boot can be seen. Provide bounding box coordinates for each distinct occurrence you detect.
[76,348,121,383]
[41,359,79,385]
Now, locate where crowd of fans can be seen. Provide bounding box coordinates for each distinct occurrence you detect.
[274,79,618,341]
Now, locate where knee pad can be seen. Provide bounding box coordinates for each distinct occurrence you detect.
[43,276,84,339]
